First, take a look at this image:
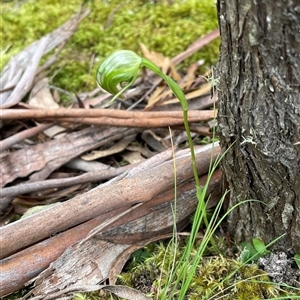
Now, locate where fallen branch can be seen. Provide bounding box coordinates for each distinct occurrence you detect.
[171,29,220,65]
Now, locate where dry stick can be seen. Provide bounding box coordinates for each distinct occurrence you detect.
[0,123,55,152]
[0,108,216,120]
[171,28,220,65]
[42,116,213,128]
[1,163,135,199]
[0,143,220,259]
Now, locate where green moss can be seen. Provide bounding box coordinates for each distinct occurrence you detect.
[1,0,219,93]
[114,239,299,299]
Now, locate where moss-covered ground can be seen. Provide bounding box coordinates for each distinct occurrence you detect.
[73,238,300,299]
[1,0,219,92]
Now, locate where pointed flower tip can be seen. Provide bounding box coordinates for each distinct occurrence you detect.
[97,50,142,96]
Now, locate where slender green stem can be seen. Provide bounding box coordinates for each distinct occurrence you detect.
[141,58,200,189]
[141,57,217,242]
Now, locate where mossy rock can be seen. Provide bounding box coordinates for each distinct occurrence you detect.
[1,0,219,93]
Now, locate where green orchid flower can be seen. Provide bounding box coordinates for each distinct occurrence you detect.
[97,50,142,102]
[97,49,201,189]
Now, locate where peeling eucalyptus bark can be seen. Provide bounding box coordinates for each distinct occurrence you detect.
[216,0,300,252]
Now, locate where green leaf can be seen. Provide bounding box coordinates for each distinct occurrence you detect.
[252,238,270,255]
[240,241,257,262]
[294,254,300,269]
[239,242,252,263]
[131,248,152,264]
[240,239,270,263]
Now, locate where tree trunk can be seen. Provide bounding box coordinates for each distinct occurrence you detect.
[216,0,300,253]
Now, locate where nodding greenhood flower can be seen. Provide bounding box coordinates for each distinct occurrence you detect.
[97,49,201,191]
[97,49,187,108]
[97,50,142,103]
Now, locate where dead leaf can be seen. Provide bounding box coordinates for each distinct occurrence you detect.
[141,130,167,152]
[29,78,66,138]
[146,84,167,108]
[121,151,146,164]
[141,44,187,109]
[162,82,212,105]
[183,61,201,90]
[20,203,61,220]
[104,285,150,300]
[81,134,136,161]
[29,78,59,109]
[140,43,181,80]
[140,43,169,75]
[126,145,154,159]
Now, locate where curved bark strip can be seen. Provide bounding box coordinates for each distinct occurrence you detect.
[0,160,222,297]
[0,143,220,260]
[0,126,140,189]
[216,0,300,252]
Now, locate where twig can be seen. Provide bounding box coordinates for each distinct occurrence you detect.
[45,116,213,128]
[0,122,54,152]
[171,29,220,65]
[0,164,134,199]
[0,108,216,120]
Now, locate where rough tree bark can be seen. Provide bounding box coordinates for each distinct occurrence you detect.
[216,0,300,253]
